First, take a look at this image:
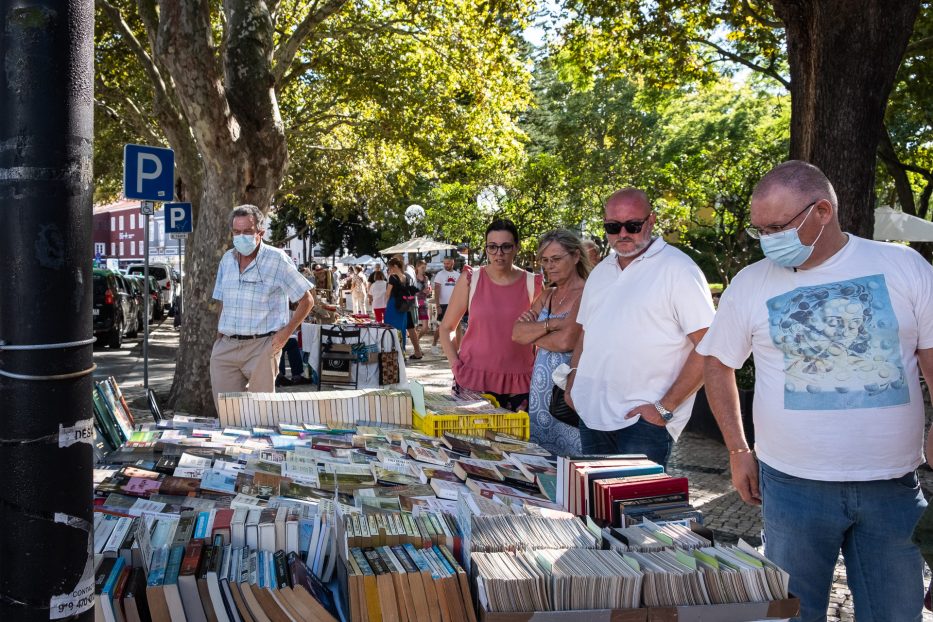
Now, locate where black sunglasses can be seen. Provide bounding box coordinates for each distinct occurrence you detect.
[603,217,649,235]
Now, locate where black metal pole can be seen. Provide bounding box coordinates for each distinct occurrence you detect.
[0,2,96,621]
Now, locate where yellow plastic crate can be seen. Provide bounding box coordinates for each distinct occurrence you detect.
[412,409,530,441]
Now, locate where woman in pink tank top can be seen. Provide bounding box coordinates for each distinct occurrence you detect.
[438,219,543,410]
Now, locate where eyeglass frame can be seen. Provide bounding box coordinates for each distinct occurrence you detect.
[745,200,819,239]
[603,217,650,235]
[485,242,516,255]
[539,252,571,266]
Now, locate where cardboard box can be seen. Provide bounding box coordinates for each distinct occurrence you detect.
[478,598,800,622]
[480,609,646,622]
[647,597,799,621]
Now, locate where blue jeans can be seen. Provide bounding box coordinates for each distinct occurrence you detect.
[578,418,673,468]
[759,461,926,622]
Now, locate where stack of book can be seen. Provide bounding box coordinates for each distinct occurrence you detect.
[471,539,790,614]
[557,455,699,526]
[345,544,476,622]
[472,548,644,612]
[217,388,413,428]
[92,413,565,621]
[92,377,137,461]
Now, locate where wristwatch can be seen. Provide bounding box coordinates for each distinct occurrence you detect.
[653,400,674,422]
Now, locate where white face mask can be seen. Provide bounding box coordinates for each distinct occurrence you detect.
[759,205,824,268]
[233,234,258,255]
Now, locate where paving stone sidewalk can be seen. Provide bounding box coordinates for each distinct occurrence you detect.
[121,329,933,622]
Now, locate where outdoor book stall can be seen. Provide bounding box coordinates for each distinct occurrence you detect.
[89,378,798,622]
[301,322,407,389]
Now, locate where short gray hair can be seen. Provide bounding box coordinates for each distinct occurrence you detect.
[230,204,265,229]
[753,160,838,210]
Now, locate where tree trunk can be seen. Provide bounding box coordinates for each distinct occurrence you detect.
[156,0,289,416]
[168,164,240,416]
[772,0,921,239]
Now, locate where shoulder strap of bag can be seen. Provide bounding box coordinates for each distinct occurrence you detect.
[526,271,535,304]
[467,266,482,311]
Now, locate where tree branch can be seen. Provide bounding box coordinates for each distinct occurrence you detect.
[694,38,790,89]
[905,34,933,56]
[740,0,784,29]
[98,0,171,106]
[95,79,162,144]
[272,0,348,84]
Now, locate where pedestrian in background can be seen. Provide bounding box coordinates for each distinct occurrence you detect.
[414,260,432,338]
[513,229,590,456]
[209,204,314,411]
[369,268,388,323]
[350,265,368,315]
[439,219,543,411]
[431,256,460,355]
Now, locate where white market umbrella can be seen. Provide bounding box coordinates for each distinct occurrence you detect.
[353,254,375,265]
[873,207,933,242]
[380,237,457,254]
[336,255,357,265]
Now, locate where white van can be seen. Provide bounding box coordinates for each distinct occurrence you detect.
[126,263,178,313]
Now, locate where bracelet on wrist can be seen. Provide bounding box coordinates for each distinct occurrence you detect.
[729,447,753,456]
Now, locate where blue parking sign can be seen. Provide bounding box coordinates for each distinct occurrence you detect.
[164,202,193,234]
[123,144,174,201]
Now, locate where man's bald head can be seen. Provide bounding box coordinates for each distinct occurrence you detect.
[605,188,652,216]
[752,160,838,211]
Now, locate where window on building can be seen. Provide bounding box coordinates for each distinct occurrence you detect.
[111,243,115,256]
[139,241,144,256]
[110,216,115,230]
[119,241,124,256]
[119,215,124,230]
[130,213,135,229]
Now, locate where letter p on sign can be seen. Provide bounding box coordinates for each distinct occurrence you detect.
[136,153,162,194]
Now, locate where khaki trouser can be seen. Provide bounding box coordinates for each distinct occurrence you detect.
[210,335,281,413]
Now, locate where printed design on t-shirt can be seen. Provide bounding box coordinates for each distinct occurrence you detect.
[766,274,908,410]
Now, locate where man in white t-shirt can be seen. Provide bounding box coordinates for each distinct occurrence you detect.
[566,188,715,467]
[698,160,933,621]
[431,256,460,354]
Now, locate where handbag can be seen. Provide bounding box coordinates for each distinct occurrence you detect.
[351,341,379,364]
[378,329,400,385]
[546,293,579,427]
[549,385,580,427]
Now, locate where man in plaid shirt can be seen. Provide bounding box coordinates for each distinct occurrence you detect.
[210,205,314,410]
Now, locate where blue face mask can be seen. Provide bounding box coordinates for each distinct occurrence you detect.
[233,234,258,256]
[759,206,824,268]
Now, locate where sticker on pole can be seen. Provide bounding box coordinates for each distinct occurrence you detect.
[59,418,94,448]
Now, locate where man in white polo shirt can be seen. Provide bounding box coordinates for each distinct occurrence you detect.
[566,188,715,467]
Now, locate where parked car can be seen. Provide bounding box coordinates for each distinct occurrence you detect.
[126,263,178,313]
[143,275,164,320]
[128,275,154,326]
[93,269,138,348]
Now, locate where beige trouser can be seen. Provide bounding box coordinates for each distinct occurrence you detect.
[210,335,281,412]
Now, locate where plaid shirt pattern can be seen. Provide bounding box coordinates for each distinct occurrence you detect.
[213,243,311,336]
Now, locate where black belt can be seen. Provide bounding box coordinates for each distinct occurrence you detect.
[227,331,276,340]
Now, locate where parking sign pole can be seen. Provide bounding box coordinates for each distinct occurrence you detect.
[141,202,152,389]
[178,237,184,320]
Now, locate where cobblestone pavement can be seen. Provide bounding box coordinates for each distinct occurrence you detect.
[126,329,932,621]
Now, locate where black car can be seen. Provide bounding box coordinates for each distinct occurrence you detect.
[92,269,139,348]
